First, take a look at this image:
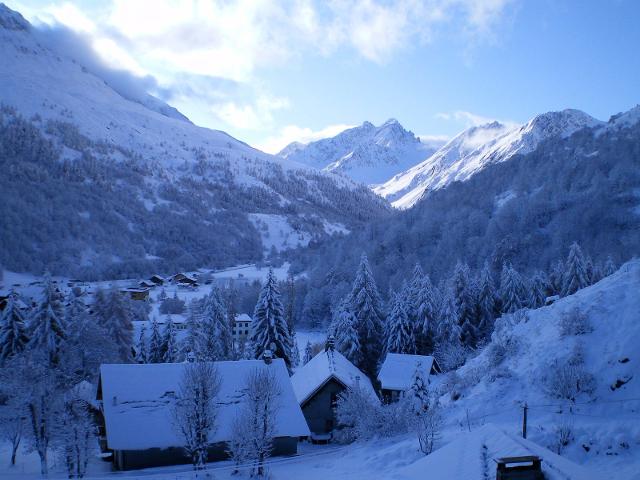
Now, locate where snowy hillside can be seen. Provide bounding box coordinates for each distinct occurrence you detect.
[278,119,445,185]
[440,260,640,476]
[375,109,604,208]
[0,4,389,278]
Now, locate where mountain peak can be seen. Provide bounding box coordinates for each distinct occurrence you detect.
[0,3,29,31]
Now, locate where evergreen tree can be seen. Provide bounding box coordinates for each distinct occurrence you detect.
[385,293,415,354]
[603,256,617,277]
[302,341,313,365]
[284,274,300,368]
[0,291,29,364]
[475,262,498,339]
[162,316,178,363]
[406,363,430,412]
[562,242,589,296]
[103,288,134,362]
[528,271,548,309]
[549,260,566,296]
[585,255,596,286]
[29,274,66,364]
[346,253,385,378]
[406,264,437,355]
[500,263,525,314]
[451,262,479,348]
[135,324,148,363]
[199,287,233,361]
[250,268,294,372]
[148,317,163,363]
[331,300,360,365]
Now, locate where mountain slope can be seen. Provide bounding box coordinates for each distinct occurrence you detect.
[278,119,445,185]
[0,4,389,278]
[376,110,604,208]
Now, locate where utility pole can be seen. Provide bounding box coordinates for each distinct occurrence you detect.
[522,402,528,439]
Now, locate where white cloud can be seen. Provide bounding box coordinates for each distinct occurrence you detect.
[256,123,356,154]
[436,110,498,127]
[215,95,291,130]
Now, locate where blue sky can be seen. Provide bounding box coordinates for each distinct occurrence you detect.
[7,0,640,152]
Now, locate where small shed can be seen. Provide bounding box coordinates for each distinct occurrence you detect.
[97,359,309,471]
[377,353,442,403]
[291,342,377,437]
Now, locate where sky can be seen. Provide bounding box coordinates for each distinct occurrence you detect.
[6,0,640,153]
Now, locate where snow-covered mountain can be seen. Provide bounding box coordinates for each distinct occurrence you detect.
[375,109,604,208]
[278,119,445,185]
[0,4,389,278]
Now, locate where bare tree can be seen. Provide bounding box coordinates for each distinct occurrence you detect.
[236,368,281,477]
[55,387,95,478]
[0,405,24,466]
[172,363,221,471]
[415,401,443,455]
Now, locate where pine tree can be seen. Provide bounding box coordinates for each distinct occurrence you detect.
[331,300,360,365]
[475,262,498,339]
[148,317,163,363]
[563,242,589,296]
[528,271,548,309]
[250,268,294,372]
[135,324,148,363]
[406,363,430,412]
[102,288,134,362]
[406,264,437,355]
[284,274,300,368]
[603,256,617,277]
[549,260,566,296]
[162,316,178,363]
[585,255,596,286]
[500,263,525,314]
[302,341,313,365]
[385,293,415,354]
[29,274,66,364]
[199,287,233,361]
[451,262,479,348]
[0,291,29,364]
[346,253,385,378]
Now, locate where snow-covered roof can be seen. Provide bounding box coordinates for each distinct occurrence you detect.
[235,313,252,323]
[398,424,599,480]
[377,353,439,391]
[291,349,377,406]
[99,359,309,451]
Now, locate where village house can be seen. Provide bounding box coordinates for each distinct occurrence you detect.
[158,315,188,331]
[233,313,253,343]
[172,273,198,287]
[377,353,442,403]
[291,338,377,440]
[119,287,150,302]
[138,280,155,289]
[149,275,165,286]
[97,358,309,471]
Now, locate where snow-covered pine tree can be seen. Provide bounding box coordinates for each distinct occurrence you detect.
[0,291,29,364]
[585,255,596,286]
[250,268,294,372]
[603,256,617,277]
[135,323,148,363]
[499,263,525,314]
[284,274,300,368]
[29,274,66,364]
[475,262,498,340]
[434,289,465,370]
[385,292,415,354]
[528,271,549,309]
[162,316,178,363]
[562,242,589,296]
[451,262,480,348]
[406,363,430,412]
[549,260,566,296]
[406,264,437,355]
[302,340,313,365]
[332,300,360,364]
[102,288,134,362]
[346,253,385,378]
[148,317,163,363]
[199,287,233,361]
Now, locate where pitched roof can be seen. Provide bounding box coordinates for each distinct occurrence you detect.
[291,349,377,406]
[99,359,309,451]
[377,353,439,391]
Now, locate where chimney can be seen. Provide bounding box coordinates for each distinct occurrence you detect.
[325,335,336,352]
[263,349,273,365]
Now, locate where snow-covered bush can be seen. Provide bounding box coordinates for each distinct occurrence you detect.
[434,341,468,371]
[552,420,574,454]
[334,384,381,443]
[559,308,592,336]
[415,404,443,455]
[542,350,595,401]
[439,371,464,401]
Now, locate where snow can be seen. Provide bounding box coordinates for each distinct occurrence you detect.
[376,109,604,209]
[278,119,445,185]
[99,359,309,451]
[249,213,312,253]
[377,353,437,391]
[291,349,377,405]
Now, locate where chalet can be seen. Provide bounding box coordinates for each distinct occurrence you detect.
[233,313,253,343]
[172,273,198,286]
[158,315,188,331]
[377,353,442,403]
[120,287,150,302]
[97,359,309,471]
[291,339,377,439]
[138,280,155,289]
[149,275,165,286]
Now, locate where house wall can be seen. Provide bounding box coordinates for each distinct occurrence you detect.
[301,379,345,435]
[113,436,298,471]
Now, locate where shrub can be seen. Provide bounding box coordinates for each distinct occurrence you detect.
[560,308,592,336]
